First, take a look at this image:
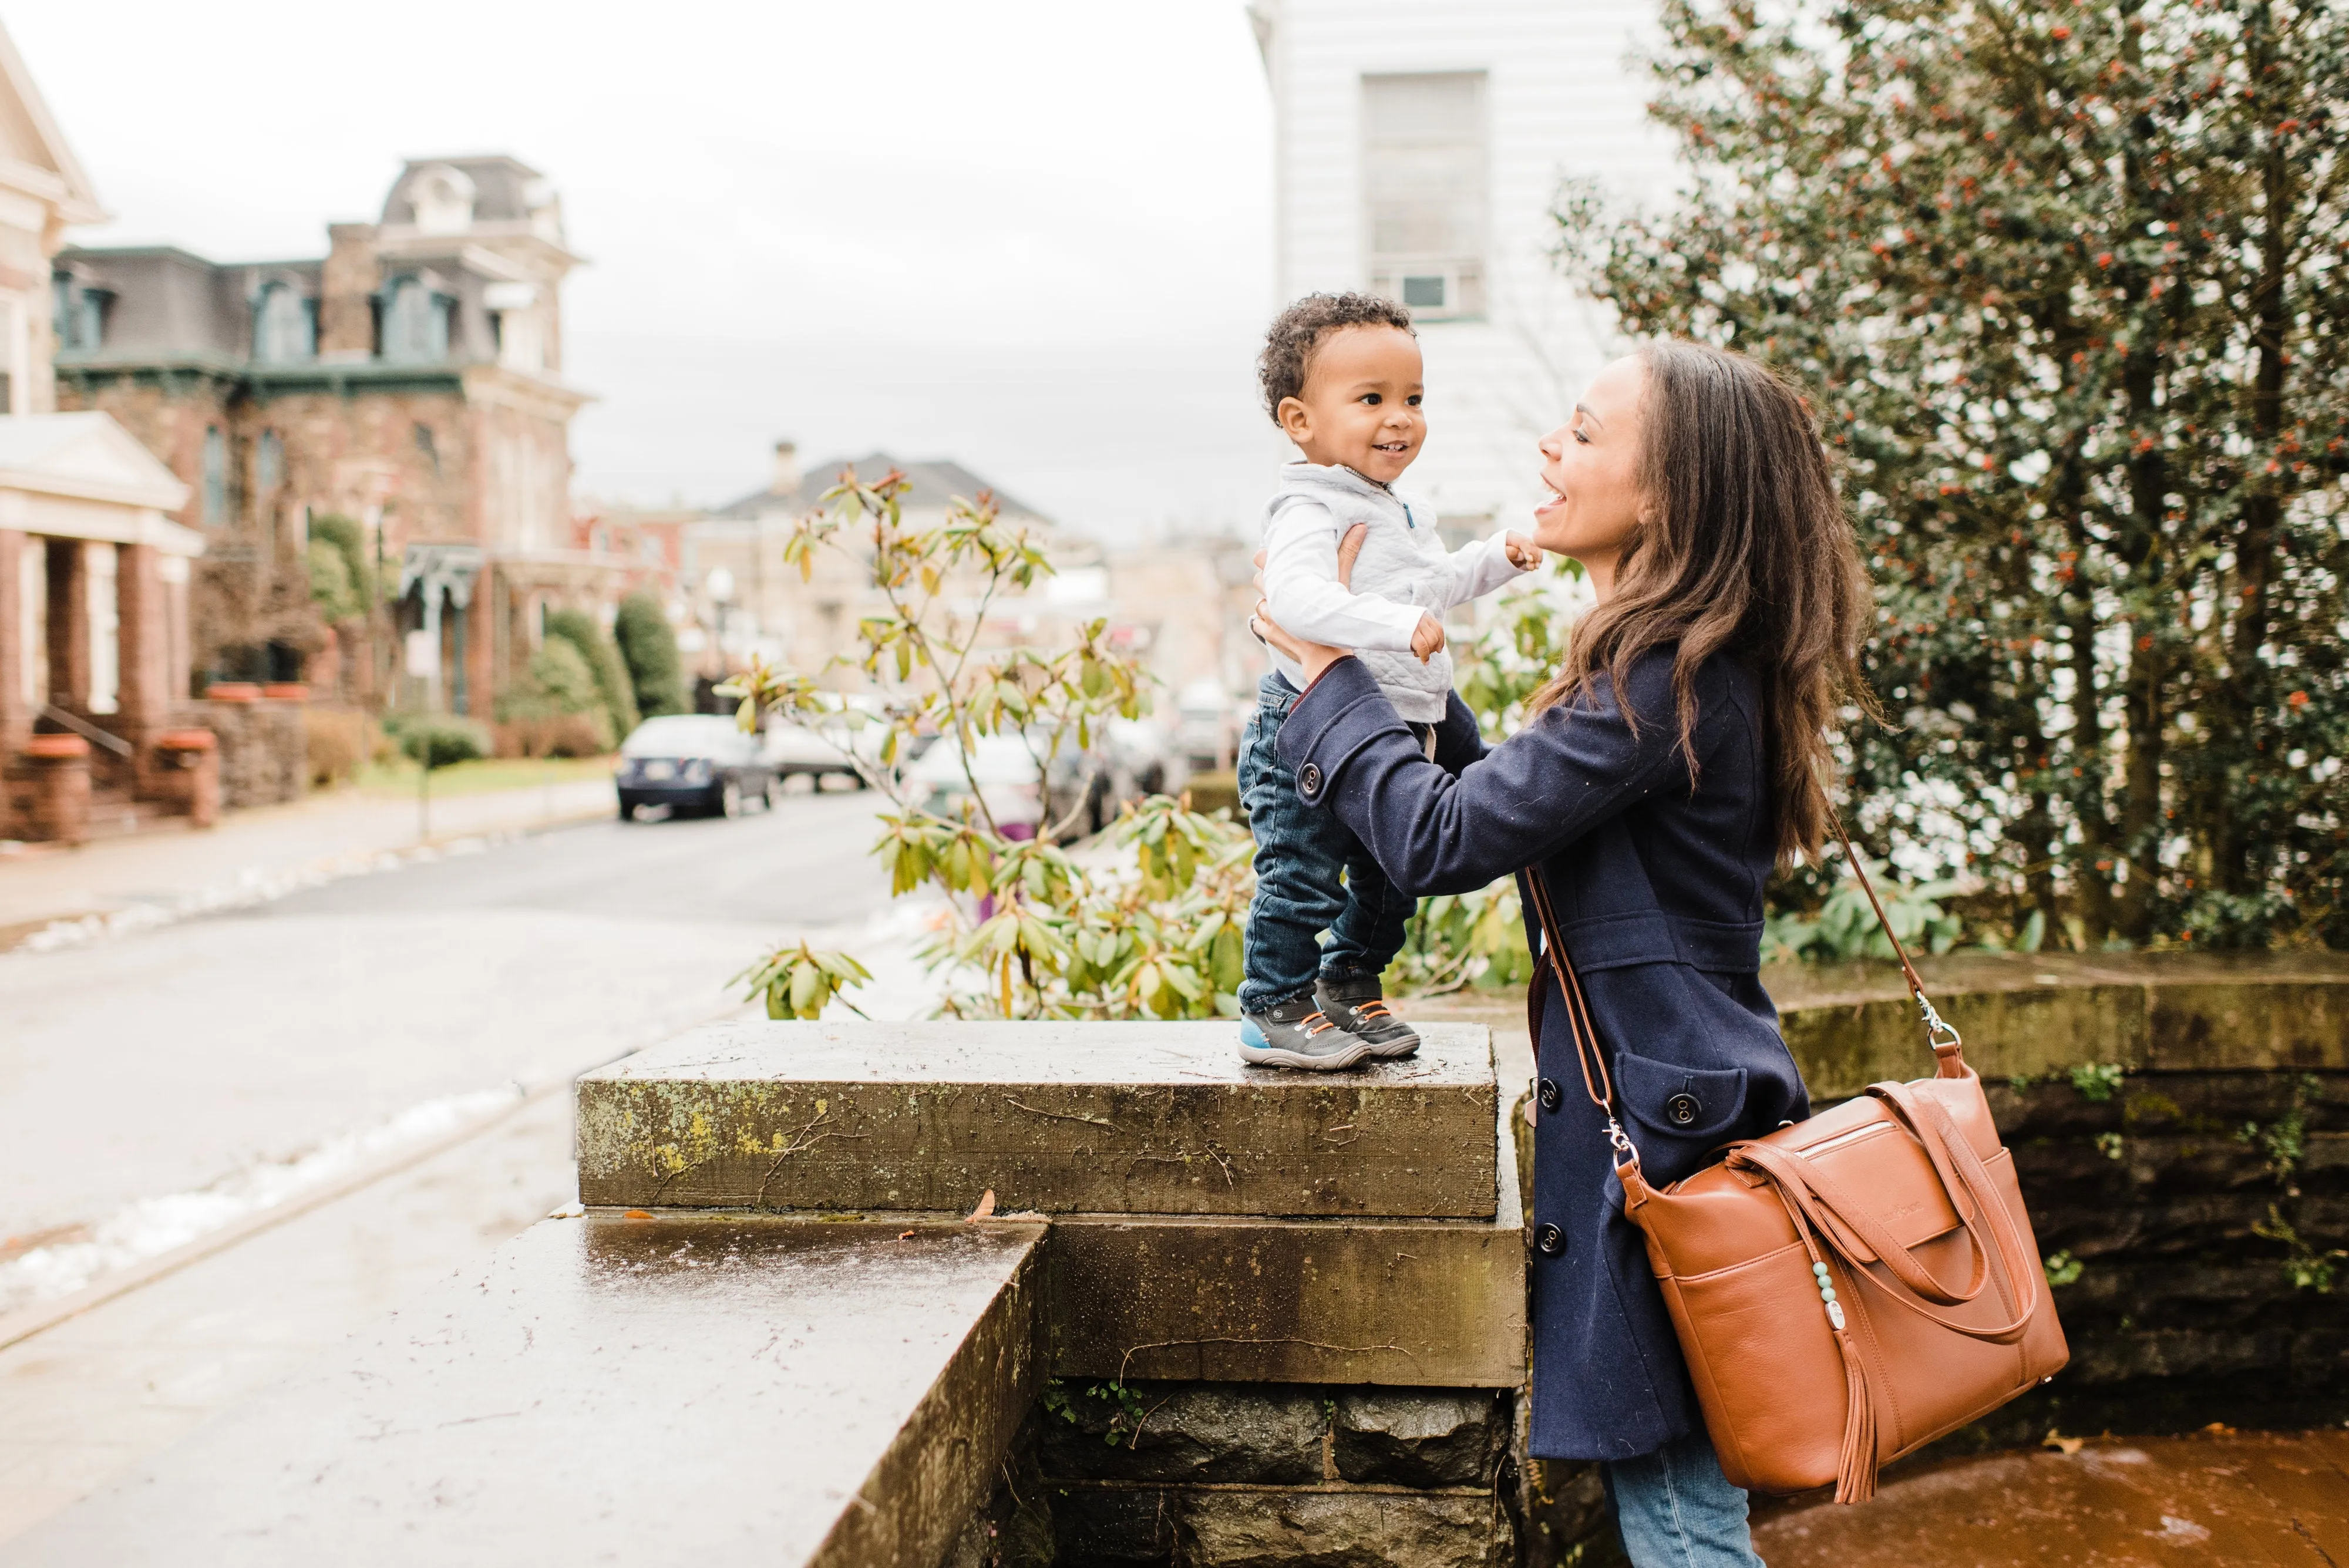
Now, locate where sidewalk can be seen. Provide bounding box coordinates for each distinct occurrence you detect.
[0,771,617,945]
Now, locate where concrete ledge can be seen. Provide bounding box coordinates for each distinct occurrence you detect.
[0,1214,1046,1568]
[577,1021,1498,1218]
[1770,952,2349,1097]
[1425,953,2349,1099]
[1046,1212,1525,1387]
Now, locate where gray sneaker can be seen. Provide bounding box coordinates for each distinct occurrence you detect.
[1239,997,1371,1071]
[1314,975,1421,1059]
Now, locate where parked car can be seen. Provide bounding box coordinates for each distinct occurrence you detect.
[1174,681,1239,772]
[759,698,891,790]
[907,724,1172,838]
[615,715,777,820]
[906,733,1050,831]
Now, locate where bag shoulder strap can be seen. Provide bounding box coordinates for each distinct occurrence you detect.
[1823,813,1968,1077]
[1522,813,1974,1172]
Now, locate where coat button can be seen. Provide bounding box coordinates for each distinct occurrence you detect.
[1665,1092,1701,1128]
[1537,1077,1561,1113]
[1297,762,1322,797]
[1534,1223,1566,1257]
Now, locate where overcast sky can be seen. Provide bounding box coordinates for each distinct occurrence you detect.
[15,1,1281,537]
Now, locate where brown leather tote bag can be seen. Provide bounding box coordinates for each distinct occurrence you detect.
[1525,829,2068,1504]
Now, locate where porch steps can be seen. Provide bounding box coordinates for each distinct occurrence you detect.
[82,790,183,842]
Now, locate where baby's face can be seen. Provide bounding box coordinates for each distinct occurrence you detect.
[1278,325,1425,485]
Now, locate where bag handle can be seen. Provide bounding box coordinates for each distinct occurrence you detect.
[1729,1096,2041,1345]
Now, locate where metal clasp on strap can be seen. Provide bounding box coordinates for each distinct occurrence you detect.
[1605,1116,1641,1166]
[1915,990,1963,1052]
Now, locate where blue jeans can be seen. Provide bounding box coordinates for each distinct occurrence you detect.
[1607,1429,1764,1568]
[1236,674,1414,1013]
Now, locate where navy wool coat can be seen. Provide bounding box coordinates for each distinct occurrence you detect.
[1275,649,1810,1462]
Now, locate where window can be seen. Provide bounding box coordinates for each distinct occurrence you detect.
[201,426,228,526]
[256,429,284,493]
[381,277,449,363]
[1362,72,1488,320]
[413,423,439,476]
[50,275,109,352]
[253,282,315,363]
[407,166,476,235]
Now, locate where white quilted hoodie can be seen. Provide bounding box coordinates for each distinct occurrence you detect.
[1258,462,1526,721]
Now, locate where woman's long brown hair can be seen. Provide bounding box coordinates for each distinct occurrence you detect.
[1529,341,1873,865]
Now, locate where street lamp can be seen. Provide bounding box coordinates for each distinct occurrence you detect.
[705,567,737,692]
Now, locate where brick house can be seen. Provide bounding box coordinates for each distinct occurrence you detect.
[0,20,212,841]
[51,155,601,720]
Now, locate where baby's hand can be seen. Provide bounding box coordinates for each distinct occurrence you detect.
[1411,613,1447,664]
[1503,532,1542,570]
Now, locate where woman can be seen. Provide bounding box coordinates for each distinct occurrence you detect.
[1253,341,1872,1567]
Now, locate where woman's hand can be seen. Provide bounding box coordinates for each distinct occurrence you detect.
[1251,522,1367,687]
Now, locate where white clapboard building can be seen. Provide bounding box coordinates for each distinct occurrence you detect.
[1249,0,1677,534]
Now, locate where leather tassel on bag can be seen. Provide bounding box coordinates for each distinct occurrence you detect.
[1831,1321,1876,1505]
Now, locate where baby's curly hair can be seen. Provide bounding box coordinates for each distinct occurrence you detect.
[1257,291,1415,426]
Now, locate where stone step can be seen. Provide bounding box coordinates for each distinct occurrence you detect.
[0,1214,1046,1568]
[576,1020,1497,1219]
[79,793,178,842]
[1046,1208,1523,1388]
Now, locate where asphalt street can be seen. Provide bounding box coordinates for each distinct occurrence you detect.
[0,788,904,1266]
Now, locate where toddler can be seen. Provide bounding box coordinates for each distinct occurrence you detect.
[1238,292,1539,1069]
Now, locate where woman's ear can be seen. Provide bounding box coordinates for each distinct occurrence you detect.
[1277,395,1313,446]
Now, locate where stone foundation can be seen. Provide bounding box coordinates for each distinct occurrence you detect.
[202,689,306,807]
[952,1387,1520,1568]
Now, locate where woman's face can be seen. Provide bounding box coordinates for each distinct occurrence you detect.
[1534,355,1648,595]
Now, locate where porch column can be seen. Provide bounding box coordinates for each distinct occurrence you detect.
[462,576,494,721]
[117,541,171,792]
[0,529,25,756]
[46,539,90,711]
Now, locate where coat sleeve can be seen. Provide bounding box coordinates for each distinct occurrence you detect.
[1273,654,1691,897]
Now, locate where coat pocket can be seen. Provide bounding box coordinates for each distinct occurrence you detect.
[1614,1047,1749,1144]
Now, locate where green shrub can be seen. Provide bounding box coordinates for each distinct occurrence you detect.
[543,607,639,741]
[306,539,362,624]
[307,514,375,616]
[396,715,489,772]
[496,638,615,757]
[1552,0,2349,948]
[613,591,687,719]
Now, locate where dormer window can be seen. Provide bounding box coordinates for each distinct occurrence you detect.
[381,276,452,363]
[253,282,316,363]
[408,165,477,235]
[51,274,110,352]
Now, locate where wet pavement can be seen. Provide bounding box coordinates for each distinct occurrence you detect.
[1754,1429,2349,1566]
[0,1216,1045,1567]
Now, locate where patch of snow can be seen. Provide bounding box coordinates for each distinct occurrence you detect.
[9,836,502,957]
[0,1086,520,1315]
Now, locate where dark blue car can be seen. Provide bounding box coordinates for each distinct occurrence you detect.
[614,715,778,820]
